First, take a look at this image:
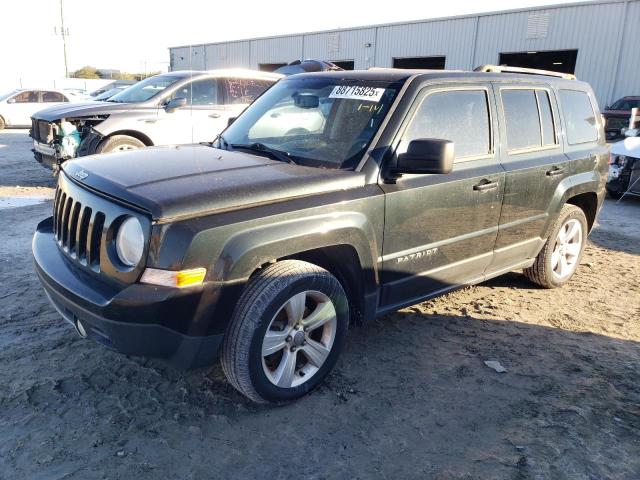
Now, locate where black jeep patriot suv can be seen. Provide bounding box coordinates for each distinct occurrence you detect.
[33,67,608,403]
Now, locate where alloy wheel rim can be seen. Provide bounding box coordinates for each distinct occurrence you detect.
[261,290,337,389]
[551,218,583,280]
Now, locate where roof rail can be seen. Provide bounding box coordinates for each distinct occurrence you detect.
[474,64,576,80]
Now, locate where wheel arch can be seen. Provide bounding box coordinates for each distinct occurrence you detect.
[278,244,372,325]
[102,129,154,147]
[566,191,598,232]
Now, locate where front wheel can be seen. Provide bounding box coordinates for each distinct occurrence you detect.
[221,260,349,403]
[524,204,588,288]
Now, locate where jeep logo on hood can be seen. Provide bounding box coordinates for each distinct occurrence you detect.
[74,169,89,180]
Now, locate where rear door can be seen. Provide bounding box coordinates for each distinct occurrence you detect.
[379,85,504,309]
[221,77,276,122]
[488,84,569,272]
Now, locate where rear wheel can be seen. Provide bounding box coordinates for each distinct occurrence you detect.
[524,204,587,288]
[221,260,349,403]
[96,134,145,154]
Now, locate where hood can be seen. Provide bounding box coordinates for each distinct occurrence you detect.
[62,145,366,221]
[603,109,630,117]
[31,101,150,122]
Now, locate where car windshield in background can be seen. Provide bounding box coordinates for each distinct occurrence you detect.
[610,99,640,110]
[222,77,401,170]
[108,74,184,103]
[0,90,18,102]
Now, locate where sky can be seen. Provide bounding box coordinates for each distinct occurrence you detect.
[2,0,579,79]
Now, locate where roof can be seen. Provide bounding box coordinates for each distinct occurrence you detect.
[166,69,283,80]
[284,68,586,88]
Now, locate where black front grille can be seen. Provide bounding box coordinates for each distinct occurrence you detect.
[53,187,105,270]
[606,117,628,130]
[31,119,53,143]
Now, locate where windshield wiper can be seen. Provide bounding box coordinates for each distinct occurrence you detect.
[200,133,227,149]
[229,142,296,165]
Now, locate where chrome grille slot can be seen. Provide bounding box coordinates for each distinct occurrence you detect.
[68,201,82,253]
[76,207,92,261]
[87,212,105,268]
[60,196,73,246]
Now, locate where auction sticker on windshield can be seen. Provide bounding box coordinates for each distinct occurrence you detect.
[329,86,386,102]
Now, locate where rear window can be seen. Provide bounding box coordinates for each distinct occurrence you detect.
[222,78,275,105]
[403,89,491,159]
[559,90,598,144]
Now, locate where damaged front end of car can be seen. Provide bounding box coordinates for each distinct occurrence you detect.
[31,115,108,174]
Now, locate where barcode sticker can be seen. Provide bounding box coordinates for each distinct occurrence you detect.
[329,86,386,102]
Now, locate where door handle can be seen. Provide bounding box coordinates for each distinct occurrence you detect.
[209,113,221,118]
[546,167,566,177]
[473,179,499,191]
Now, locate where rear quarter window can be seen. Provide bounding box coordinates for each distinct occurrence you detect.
[223,78,275,105]
[559,90,598,145]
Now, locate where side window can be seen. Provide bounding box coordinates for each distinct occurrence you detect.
[501,89,541,150]
[536,90,556,146]
[42,91,66,103]
[403,89,491,159]
[559,90,598,145]
[12,91,39,103]
[171,79,218,106]
[223,78,274,105]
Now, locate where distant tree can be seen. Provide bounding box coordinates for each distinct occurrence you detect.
[71,66,100,79]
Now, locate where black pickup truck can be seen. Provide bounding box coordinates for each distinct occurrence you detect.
[33,67,608,403]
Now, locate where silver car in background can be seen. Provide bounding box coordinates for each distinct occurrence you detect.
[0,89,86,130]
[30,69,282,172]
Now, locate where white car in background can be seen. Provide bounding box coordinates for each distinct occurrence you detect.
[0,89,84,129]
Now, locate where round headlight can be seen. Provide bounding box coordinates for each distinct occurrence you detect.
[115,217,144,267]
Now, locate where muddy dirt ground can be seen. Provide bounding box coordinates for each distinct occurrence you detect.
[1,129,639,479]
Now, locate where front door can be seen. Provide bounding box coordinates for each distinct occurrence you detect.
[155,77,227,145]
[379,86,504,310]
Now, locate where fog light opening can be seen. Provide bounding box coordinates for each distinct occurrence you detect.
[75,320,87,338]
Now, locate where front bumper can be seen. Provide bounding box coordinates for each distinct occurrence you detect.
[33,217,224,369]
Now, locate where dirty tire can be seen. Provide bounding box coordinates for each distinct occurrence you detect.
[96,134,145,154]
[221,260,349,404]
[0,116,5,130]
[524,204,588,288]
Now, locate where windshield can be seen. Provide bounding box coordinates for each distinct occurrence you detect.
[610,98,640,110]
[108,74,184,103]
[221,77,401,170]
[0,90,18,102]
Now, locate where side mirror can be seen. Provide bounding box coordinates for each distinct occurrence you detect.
[7,98,16,104]
[604,105,610,110]
[227,117,237,127]
[394,139,454,175]
[164,97,187,113]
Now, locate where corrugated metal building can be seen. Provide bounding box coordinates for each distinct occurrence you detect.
[169,0,640,105]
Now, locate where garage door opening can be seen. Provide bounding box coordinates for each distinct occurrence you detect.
[259,63,288,72]
[330,60,355,70]
[393,56,446,69]
[499,50,578,74]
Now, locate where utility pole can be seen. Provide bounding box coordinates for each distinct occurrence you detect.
[56,0,69,77]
